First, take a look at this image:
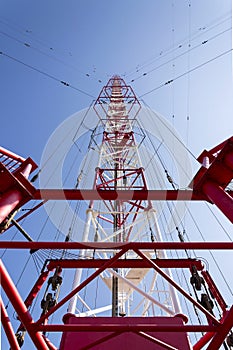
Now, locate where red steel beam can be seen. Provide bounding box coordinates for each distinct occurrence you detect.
[201,270,227,313]
[0,188,23,224]
[35,248,128,326]
[206,306,233,350]
[47,258,204,270]
[193,332,215,350]
[225,151,233,169]
[1,241,232,250]
[24,270,50,308]
[202,181,233,223]
[42,336,58,350]
[0,146,26,163]
[0,296,20,350]
[0,260,50,350]
[202,138,229,158]
[34,189,198,201]
[134,250,220,325]
[37,324,217,332]
[0,160,37,224]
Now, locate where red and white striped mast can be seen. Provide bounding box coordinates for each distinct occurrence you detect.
[1,76,233,350]
[68,75,181,317]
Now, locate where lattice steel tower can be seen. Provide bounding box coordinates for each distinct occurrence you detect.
[1,76,233,350]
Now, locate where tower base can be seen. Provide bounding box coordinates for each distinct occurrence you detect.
[60,314,192,349]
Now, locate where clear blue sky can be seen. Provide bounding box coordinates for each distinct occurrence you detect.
[1,1,232,349]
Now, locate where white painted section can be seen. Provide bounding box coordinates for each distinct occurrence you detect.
[68,209,93,313]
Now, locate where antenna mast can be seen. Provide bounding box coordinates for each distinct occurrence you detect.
[68,75,181,317]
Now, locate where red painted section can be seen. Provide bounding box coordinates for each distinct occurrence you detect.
[93,75,141,121]
[38,323,217,333]
[0,260,49,350]
[24,270,50,308]
[0,154,37,226]
[0,188,22,224]
[191,137,233,223]
[225,151,233,169]
[42,335,58,350]
[197,136,233,167]
[0,146,26,163]
[47,258,204,270]
[1,96,232,350]
[2,239,229,349]
[206,306,233,350]
[1,241,233,250]
[203,181,233,223]
[60,315,192,350]
[35,248,127,326]
[135,250,219,325]
[193,332,215,350]
[0,296,21,350]
[90,76,167,239]
[34,188,198,200]
[201,270,227,313]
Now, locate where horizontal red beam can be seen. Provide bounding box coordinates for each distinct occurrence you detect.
[37,324,218,333]
[1,241,232,250]
[0,146,25,163]
[34,189,199,201]
[47,258,204,270]
[35,248,127,326]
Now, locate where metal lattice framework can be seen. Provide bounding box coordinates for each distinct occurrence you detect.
[1,76,233,350]
[67,76,182,321]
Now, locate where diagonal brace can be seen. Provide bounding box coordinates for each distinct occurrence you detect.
[134,249,220,326]
[35,247,128,326]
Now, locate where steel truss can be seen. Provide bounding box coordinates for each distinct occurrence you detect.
[1,242,233,350]
[1,76,233,349]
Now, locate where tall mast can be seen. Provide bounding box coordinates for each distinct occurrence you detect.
[1,76,233,350]
[68,75,181,316]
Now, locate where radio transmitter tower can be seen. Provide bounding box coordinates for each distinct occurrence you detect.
[1,76,233,350]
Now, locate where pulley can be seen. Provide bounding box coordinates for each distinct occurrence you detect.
[47,267,63,291]
[48,274,63,291]
[200,293,214,314]
[41,292,56,315]
[190,266,204,291]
